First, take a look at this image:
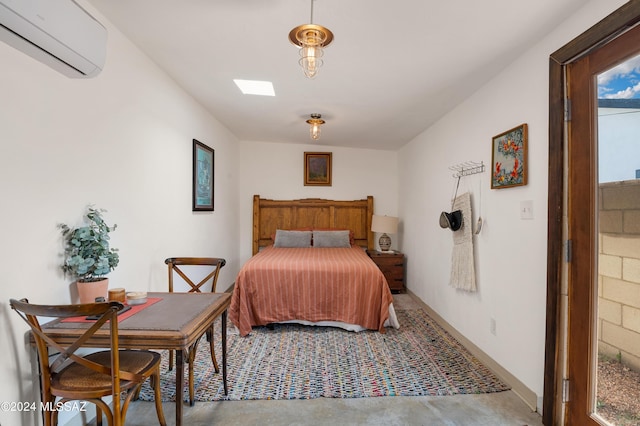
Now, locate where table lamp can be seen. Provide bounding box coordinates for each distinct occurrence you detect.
[371,215,399,252]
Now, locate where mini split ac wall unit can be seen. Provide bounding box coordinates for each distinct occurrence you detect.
[0,0,107,78]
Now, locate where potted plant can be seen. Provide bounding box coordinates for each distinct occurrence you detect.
[59,206,120,303]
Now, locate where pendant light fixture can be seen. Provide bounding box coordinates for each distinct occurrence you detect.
[306,113,325,140]
[289,0,333,79]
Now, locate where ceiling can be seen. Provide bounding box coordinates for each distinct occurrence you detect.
[87,0,590,150]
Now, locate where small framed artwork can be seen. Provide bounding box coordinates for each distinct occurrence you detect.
[491,123,528,189]
[192,139,214,211]
[304,152,332,186]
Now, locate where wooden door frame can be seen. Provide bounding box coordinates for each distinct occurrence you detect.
[544,1,640,425]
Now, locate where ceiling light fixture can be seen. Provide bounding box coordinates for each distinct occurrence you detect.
[288,0,333,79]
[306,113,325,140]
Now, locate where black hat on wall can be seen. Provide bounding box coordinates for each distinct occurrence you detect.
[439,210,463,231]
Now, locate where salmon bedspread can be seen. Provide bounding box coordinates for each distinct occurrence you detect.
[229,246,394,336]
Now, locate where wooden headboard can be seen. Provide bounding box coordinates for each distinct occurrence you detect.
[252,195,374,255]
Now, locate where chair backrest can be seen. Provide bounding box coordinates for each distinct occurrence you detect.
[9,299,128,416]
[165,257,226,293]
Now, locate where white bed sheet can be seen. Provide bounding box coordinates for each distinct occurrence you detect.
[277,302,400,332]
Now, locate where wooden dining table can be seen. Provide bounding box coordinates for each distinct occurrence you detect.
[40,291,232,426]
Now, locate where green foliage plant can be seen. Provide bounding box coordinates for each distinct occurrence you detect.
[59,206,119,282]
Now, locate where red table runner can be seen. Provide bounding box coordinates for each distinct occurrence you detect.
[61,297,162,323]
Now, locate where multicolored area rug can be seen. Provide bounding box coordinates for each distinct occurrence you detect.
[137,309,510,402]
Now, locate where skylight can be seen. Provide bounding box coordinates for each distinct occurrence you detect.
[233,79,275,96]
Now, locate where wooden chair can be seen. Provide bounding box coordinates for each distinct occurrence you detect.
[165,257,226,405]
[10,298,166,426]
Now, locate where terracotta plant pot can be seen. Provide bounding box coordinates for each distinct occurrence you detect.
[76,278,109,304]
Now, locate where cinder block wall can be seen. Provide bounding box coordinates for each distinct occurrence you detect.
[598,179,640,371]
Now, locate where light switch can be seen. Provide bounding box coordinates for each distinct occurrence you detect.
[520,200,533,220]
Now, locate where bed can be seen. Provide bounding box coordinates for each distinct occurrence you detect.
[229,195,400,336]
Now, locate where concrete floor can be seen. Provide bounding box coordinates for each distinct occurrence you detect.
[122,294,543,425]
[123,391,542,425]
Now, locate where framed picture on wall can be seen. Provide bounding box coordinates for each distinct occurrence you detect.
[192,139,214,211]
[304,152,332,186]
[491,123,528,189]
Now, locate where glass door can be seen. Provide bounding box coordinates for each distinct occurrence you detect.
[593,52,640,426]
[566,24,640,425]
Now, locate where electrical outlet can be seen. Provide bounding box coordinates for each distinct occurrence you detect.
[490,318,496,335]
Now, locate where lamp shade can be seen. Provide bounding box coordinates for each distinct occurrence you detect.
[371,215,398,234]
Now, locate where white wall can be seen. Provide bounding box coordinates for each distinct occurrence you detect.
[598,107,640,183]
[398,0,627,411]
[0,2,240,425]
[238,140,398,261]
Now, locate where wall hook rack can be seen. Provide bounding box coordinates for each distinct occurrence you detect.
[449,161,485,178]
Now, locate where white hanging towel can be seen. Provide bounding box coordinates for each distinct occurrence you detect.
[449,192,476,292]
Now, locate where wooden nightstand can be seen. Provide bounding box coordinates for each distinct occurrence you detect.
[366,249,405,293]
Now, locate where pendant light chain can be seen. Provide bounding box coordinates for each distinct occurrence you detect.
[310,0,314,24]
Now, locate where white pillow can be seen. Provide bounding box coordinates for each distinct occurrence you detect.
[313,230,351,248]
[273,230,312,248]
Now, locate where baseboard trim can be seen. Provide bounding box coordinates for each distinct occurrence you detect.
[405,289,538,412]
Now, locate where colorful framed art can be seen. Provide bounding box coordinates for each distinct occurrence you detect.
[491,123,528,189]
